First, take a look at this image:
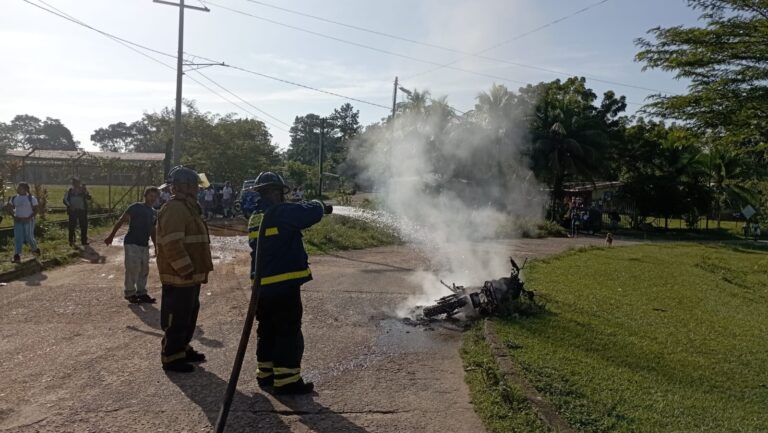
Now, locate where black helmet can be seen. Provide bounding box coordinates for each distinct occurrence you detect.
[253,171,289,192]
[167,165,200,186]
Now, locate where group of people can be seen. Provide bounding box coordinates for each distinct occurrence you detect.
[199,181,236,220]
[5,177,93,263]
[103,166,330,395]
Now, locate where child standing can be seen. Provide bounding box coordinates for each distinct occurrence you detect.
[6,182,40,263]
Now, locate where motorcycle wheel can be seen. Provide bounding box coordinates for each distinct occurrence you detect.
[422,297,468,318]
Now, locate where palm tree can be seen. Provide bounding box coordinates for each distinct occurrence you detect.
[707,144,757,227]
[529,89,608,221]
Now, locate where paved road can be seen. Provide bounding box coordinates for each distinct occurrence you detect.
[0,232,622,432]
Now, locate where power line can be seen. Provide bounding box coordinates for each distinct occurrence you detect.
[193,72,292,128]
[203,1,531,84]
[205,0,673,95]
[24,0,291,133]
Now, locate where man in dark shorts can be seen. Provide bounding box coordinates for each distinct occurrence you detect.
[105,187,160,304]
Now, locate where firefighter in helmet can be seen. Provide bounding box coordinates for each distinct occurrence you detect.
[156,166,214,373]
[248,171,331,394]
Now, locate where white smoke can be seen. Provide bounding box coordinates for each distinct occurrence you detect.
[348,101,544,317]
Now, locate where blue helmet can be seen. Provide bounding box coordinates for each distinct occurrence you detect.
[253,171,289,192]
[167,166,200,186]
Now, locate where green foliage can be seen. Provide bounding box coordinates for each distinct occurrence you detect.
[0,115,78,150]
[636,0,768,160]
[303,214,400,254]
[461,325,549,433]
[286,103,361,175]
[525,78,626,219]
[489,244,768,432]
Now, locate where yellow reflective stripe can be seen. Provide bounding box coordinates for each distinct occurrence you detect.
[184,234,209,243]
[274,374,301,387]
[274,367,301,375]
[258,362,274,368]
[248,227,279,240]
[257,371,273,379]
[261,269,311,286]
[170,257,192,269]
[159,232,184,244]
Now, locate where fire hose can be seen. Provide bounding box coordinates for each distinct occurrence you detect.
[213,205,276,432]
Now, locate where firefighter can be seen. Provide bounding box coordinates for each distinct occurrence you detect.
[249,171,331,395]
[156,166,214,373]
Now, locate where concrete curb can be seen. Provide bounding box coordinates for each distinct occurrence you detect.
[483,319,575,433]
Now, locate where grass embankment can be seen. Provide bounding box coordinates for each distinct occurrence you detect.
[0,221,114,274]
[303,214,401,254]
[463,243,768,433]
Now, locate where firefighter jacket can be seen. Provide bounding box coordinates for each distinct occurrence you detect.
[156,192,214,287]
[248,198,324,294]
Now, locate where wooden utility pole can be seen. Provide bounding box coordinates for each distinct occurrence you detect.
[318,118,325,198]
[391,76,399,125]
[153,0,209,175]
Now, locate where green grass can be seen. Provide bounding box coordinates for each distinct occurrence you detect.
[466,243,768,433]
[0,221,114,274]
[44,184,137,209]
[461,325,550,433]
[303,214,401,254]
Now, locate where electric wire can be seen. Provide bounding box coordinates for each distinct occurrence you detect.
[24,0,291,133]
[210,0,669,94]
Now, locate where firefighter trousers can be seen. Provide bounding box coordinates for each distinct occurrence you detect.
[161,284,201,365]
[256,285,304,387]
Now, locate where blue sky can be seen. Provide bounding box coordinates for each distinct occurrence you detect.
[0,0,701,150]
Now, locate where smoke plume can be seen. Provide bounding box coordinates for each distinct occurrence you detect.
[348,102,544,316]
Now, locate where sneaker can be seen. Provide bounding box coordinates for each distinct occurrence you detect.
[185,347,206,363]
[136,294,156,304]
[257,377,274,389]
[274,379,314,395]
[124,295,141,304]
[162,360,195,373]
[12,255,20,264]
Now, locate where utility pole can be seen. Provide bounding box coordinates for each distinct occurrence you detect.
[153,0,209,175]
[318,118,325,199]
[391,76,399,126]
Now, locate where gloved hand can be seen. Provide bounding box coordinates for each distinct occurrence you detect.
[324,204,333,215]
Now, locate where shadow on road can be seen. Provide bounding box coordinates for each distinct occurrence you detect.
[22,272,48,287]
[166,366,291,432]
[80,245,107,264]
[128,303,161,329]
[276,394,371,433]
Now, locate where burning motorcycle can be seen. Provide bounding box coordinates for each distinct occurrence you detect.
[420,258,535,319]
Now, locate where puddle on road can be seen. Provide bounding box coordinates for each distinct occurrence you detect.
[110,234,249,264]
[376,319,445,353]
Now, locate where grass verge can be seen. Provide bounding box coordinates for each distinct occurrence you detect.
[467,243,768,433]
[461,324,550,433]
[0,220,114,274]
[303,214,401,254]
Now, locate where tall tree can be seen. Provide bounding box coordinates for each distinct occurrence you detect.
[91,122,135,152]
[524,78,624,220]
[636,0,768,158]
[0,115,78,150]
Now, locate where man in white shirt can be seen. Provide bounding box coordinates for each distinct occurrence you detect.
[203,186,216,220]
[221,181,234,218]
[5,182,40,263]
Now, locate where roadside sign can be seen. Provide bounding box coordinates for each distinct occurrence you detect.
[742,205,756,220]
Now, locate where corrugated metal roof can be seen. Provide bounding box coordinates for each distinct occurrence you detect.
[6,149,164,162]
